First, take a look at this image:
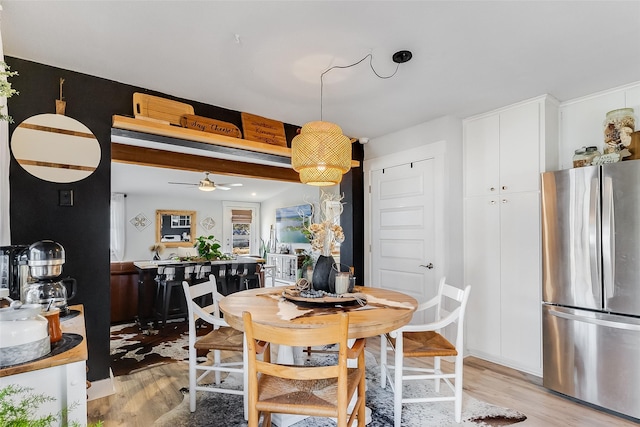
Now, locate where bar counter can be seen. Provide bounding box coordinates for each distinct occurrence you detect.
[131,257,265,328]
[132,256,264,270]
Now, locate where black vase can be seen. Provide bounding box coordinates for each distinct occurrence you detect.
[312,255,335,293]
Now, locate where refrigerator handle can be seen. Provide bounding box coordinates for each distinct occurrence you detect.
[548,306,640,331]
[602,175,614,300]
[589,175,601,297]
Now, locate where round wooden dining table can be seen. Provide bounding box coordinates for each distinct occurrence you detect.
[220,285,417,426]
[219,285,418,339]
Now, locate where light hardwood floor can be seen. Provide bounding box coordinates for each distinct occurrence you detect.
[88,339,639,426]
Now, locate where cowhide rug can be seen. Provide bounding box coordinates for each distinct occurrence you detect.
[110,320,210,376]
[153,352,527,427]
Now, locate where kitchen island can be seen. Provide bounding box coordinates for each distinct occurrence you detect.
[0,304,88,426]
[130,257,265,328]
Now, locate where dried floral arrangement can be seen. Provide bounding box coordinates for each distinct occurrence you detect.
[149,242,166,254]
[305,191,345,257]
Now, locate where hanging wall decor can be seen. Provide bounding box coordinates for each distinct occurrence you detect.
[200,216,216,231]
[130,213,150,232]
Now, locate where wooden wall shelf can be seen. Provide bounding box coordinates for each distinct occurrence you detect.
[111,115,360,168]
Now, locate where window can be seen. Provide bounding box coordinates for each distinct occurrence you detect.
[232,223,251,255]
[223,203,260,256]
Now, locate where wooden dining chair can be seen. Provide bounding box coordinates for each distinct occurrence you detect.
[181,275,245,413]
[380,277,471,426]
[243,311,366,427]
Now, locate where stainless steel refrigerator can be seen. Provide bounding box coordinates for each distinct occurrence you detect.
[541,161,640,421]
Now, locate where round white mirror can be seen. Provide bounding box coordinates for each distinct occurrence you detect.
[11,113,101,183]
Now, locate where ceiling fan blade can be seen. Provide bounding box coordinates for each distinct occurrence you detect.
[216,182,242,191]
[168,182,198,186]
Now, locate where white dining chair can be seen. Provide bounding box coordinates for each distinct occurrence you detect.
[181,275,246,414]
[380,277,471,425]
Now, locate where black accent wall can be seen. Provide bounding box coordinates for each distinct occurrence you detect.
[340,143,365,284]
[7,57,364,381]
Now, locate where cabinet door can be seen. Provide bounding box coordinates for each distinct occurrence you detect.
[464,196,501,358]
[500,191,541,372]
[464,114,500,197]
[499,102,541,193]
[0,361,87,426]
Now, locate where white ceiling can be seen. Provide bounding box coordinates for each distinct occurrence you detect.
[3,1,640,200]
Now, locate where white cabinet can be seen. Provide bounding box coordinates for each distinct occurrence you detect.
[463,95,557,376]
[464,99,548,197]
[0,361,87,426]
[464,197,501,357]
[464,114,500,196]
[499,192,541,368]
[266,254,302,285]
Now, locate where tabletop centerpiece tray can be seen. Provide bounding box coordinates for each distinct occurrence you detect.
[282,287,365,308]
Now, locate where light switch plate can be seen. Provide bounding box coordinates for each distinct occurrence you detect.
[59,189,74,206]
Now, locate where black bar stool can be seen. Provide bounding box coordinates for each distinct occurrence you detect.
[226,263,243,294]
[239,263,259,290]
[154,265,188,328]
[217,263,230,296]
[208,264,227,295]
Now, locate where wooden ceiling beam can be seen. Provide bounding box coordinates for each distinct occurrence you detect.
[111,143,301,183]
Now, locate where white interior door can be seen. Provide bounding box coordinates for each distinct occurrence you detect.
[222,202,260,256]
[367,143,445,324]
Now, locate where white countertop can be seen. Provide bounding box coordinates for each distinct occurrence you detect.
[133,257,264,269]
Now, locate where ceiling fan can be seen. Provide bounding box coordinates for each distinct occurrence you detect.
[168,172,243,192]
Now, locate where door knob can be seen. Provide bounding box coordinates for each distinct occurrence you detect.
[419,263,434,269]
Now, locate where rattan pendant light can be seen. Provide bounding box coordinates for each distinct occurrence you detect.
[292,121,351,186]
[291,51,412,186]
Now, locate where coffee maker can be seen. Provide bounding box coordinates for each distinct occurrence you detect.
[0,245,31,301]
[23,240,76,315]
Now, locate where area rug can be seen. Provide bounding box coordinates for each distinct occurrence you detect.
[153,352,526,427]
[110,320,210,376]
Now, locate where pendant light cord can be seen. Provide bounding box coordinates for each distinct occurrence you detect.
[320,53,401,121]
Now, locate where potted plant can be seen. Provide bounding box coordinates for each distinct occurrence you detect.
[0,61,18,123]
[0,384,102,427]
[195,235,225,260]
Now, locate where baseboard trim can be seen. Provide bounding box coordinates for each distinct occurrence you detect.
[87,369,116,401]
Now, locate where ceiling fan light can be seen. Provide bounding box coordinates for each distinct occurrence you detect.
[199,180,216,191]
[291,121,351,186]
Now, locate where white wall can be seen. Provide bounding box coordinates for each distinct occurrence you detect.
[364,115,464,288]
[121,194,224,261]
[119,184,343,262]
[260,184,322,254]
